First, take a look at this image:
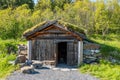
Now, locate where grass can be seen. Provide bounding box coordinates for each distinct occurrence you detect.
[23,20,85,36]
[0,39,26,54]
[0,53,18,79]
[89,34,120,60]
[0,39,25,79]
[91,39,120,60]
[80,34,120,80]
[80,60,120,80]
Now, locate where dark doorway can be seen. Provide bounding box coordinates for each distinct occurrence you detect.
[58,42,67,64]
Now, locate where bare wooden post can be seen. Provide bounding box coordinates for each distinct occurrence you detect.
[27,40,32,60]
[78,41,83,66]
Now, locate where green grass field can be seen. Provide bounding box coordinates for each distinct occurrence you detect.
[80,34,120,80]
[0,39,25,79]
[80,60,120,80]
[90,34,120,59]
[0,53,17,78]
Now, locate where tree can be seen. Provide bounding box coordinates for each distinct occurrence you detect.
[35,0,51,10]
[35,0,72,11]
[0,4,32,39]
[0,0,34,9]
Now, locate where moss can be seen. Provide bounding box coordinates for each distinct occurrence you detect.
[23,20,85,36]
[58,20,85,34]
[23,21,47,35]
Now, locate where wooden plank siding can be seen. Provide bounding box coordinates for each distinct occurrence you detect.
[32,39,55,61]
[31,39,78,66]
[67,41,78,66]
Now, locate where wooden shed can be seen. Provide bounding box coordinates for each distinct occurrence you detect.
[23,20,88,66]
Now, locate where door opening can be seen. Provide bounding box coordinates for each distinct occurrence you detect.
[58,42,67,64]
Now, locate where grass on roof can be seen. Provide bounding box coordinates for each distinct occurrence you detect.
[23,21,47,35]
[58,20,85,34]
[23,20,85,35]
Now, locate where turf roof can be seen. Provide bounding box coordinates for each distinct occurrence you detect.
[23,20,85,37]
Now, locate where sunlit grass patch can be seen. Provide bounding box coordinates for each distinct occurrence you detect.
[89,34,120,60]
[80,60,120,80]
[0,53,18,78]
[81,34,120,80]
[0,39,25,79]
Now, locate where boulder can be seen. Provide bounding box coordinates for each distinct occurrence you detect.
[25,59,33,65]
[32,61,43,69]
[21,66,35,74]
[15,55,27,65]
[19,63,29,68]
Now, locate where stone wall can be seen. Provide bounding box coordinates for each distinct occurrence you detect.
[18,44,27,56]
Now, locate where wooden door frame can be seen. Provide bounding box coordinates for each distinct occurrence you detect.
[54,39,75,66]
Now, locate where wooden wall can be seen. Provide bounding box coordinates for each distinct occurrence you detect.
[67,42,78,66]
[31,39,55,61]
[31,39,78,66]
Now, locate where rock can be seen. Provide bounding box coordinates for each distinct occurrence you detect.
[19,63,28,68]
[60,68,71,71]
[18,44,27,56]
[52,68,59,70]
[71,68,78,71]
[15,55,27,65]
[83,50,92,56]
[32,61,43,69]
[43,60,56,66]
[25,59,33,66]
[111,59,117,63]
[21,66,35,74]
[8,61,15,65]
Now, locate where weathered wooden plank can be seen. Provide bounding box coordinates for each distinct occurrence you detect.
[74,41,78,65]
[31,40,36,60]
[67,42,74,65]
[78,41,83,65]
[31,38,79,66]
[27,40,32,60]
[31,39,55,61]
[66,41,79,66]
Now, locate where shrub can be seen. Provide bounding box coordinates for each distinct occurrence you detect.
[0,39,26,54]
[0,39,25,78]
[0,53,17,78]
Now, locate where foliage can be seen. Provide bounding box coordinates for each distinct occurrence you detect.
[0,39,26,54]
[24,20,85,35]
[0,4,32,39]
[89,34,120,60]
[0,39,24,78]
[0,53,18,78]
[35,0,72,11]
[0,0,120,39]
[0,0,34,9]
[23,21,47,35]
[58,20,85,34]
[80,34,120,80]
[80,60,120,80]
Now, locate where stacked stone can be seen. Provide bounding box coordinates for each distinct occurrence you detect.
[17,44,27,56]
